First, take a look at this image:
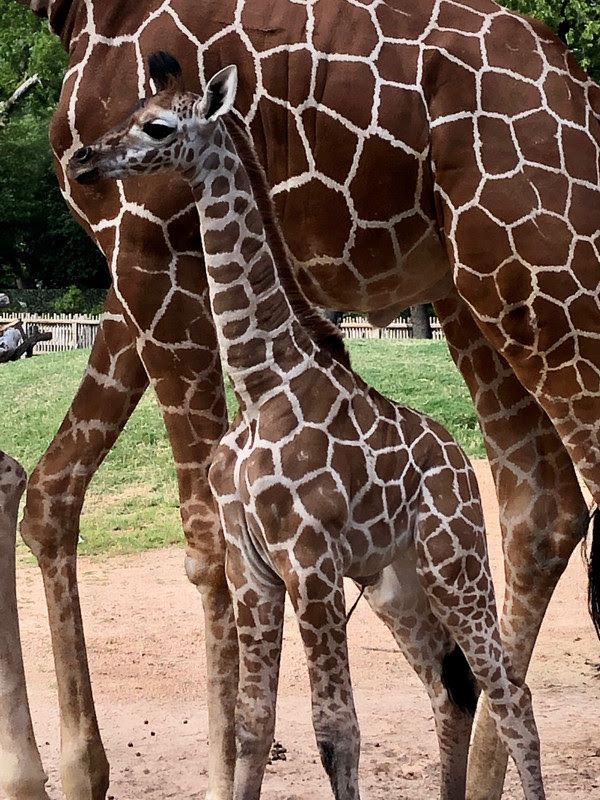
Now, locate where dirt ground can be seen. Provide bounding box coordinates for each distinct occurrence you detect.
[15,460,600,800]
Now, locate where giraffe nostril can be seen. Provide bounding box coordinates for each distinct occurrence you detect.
[74,146,94,163]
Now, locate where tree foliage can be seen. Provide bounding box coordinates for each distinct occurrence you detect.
[0,1,66,111]
[0,1,108,292]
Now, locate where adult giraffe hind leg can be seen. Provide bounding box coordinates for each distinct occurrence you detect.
[0,452,49,800]
[20,295,149,800]
[436,293,588,800]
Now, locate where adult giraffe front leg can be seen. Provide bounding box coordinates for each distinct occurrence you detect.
[0,452,49,800]
[103,211,237,800]
[20,291,148,800]
[436,293,588,800]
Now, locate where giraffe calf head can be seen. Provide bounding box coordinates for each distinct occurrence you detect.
[67,53,238,185]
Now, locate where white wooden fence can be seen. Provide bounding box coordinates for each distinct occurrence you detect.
[341,316,443,340]
[0,312,443,352]
[0,313,99,352]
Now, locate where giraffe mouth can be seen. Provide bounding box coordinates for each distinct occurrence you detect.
[72,166,102,185]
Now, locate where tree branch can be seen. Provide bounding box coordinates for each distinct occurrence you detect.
[0,75,40,122]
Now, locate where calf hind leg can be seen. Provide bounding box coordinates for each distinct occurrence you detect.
[365,558,476,800]
[415,521,545,800]
[437,293,589,800]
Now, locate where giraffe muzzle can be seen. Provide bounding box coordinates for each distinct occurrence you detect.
[68,147,102,184]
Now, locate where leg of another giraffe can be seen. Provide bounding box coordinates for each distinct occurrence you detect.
[136,306,234,800]
[21,299,149,800]
[105,208,236,800]
[0,452,49,800]
[436,294,588,800]
[365,559,474,799]
[152,357,234,800]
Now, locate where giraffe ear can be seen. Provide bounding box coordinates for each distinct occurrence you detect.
[196,65,238,122]
[148,51,184,92]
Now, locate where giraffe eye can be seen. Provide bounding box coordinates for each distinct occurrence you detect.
[142,121,176,139]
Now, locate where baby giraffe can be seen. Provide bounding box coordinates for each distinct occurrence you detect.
[68,53,545,800]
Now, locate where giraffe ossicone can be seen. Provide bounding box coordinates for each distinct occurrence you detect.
[68,54,546,800]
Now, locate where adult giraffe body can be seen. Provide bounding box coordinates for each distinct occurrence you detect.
[10,1,600,800]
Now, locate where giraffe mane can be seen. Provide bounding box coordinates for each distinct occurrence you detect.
[225,116,351,371]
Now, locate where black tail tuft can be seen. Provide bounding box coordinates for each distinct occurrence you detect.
[441,644,479,716]
[587,508,600,639]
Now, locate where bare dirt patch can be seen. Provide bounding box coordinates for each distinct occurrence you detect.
[16,461,600,799]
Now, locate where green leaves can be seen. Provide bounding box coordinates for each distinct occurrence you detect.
[0,1,107,291]
[0,1,66,113]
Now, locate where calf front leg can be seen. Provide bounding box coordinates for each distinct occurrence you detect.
[290,571,360,800]
[216,503,285,800]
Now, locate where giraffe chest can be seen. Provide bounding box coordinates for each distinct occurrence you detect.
[219,384,426,582]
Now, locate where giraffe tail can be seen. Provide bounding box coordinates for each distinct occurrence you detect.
[441,644,479,715]
[587,507,600,639]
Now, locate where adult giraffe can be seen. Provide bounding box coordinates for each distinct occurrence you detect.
[10,1,600,800]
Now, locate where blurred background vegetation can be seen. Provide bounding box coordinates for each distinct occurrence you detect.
[1,0,600,313]
[0,1,108,305]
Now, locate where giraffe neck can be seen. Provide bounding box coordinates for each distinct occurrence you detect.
[189,123,320,411]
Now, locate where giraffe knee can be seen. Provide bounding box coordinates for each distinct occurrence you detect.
[180,496,227,593]
[184,550,228,596]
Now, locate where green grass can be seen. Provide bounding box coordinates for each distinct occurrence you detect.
[1,351,182,557]
[347,340,484,458]
[0,340,483,556]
